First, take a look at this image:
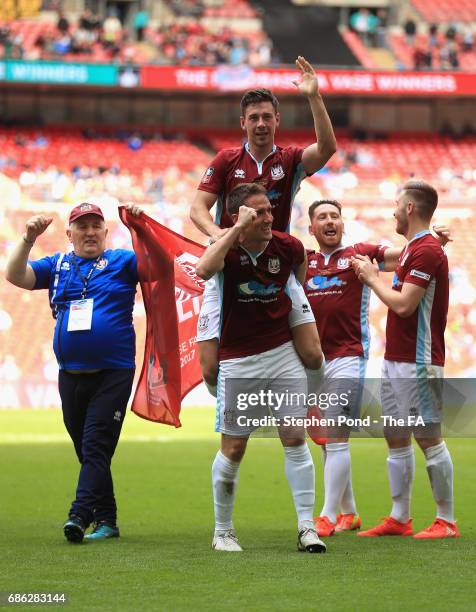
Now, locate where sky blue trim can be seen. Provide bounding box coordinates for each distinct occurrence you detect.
[378,261,385,271]
[320,245,345,266]
[408,229,431,245]
[214,194,224,225]
[360,285,371,359]
[240,244,268,266]
[245,142,276,175]
[416,298,426,363]
[287,162,307,232]
[216,270,225,341]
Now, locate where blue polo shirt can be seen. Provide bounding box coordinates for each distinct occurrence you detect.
[31,249,138,370]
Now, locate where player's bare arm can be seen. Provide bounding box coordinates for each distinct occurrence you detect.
[292,56,337,175]
[352,254,426,317]
[383,225,451,272]
[196,206,256,280]
[191,190,230,242]
[6,215,53,289]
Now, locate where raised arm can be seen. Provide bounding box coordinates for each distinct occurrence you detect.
[293,56,337,175]
[6,215,52,289]
[190,189,230,243]
[196,206,256,280]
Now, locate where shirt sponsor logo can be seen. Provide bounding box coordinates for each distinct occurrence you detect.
[202,166,214,184]
[337,257,349,269]
[96,257,108,270]
[270,164,285,180]
[268,256,280,274]
[410,269,431,281]
[238,281,280,296]
[306,275,346,290]
[234,168,245,179]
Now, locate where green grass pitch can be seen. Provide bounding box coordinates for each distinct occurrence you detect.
[1,408,475,611]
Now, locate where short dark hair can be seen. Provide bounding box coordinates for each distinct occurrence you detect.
[402,180,438,220]
[240,89,279,115]
[226,183,268,216]
[308,199,342,221]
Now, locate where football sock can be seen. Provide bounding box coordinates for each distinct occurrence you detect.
[321,442,351,523]
[424,441,454,523]
[204,380,217,398]
[212,450,240,532]
[284,443,315,529]
[388,445,414,523]
[340,468,358,515]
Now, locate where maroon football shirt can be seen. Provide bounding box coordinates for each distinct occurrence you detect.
[218,231,305,360]
[385,231,448,366]
[198,144,307,232]
[305,243,387,360]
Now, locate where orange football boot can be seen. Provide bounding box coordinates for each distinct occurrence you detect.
[313,516,336,537]
[335,513,361,532]
[413,518,460,539]
[358,516,413,537]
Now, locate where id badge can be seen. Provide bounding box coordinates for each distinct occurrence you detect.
[67,299,94,331]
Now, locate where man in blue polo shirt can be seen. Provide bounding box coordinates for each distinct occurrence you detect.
[6,202,142,543]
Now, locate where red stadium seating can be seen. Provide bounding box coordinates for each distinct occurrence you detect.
[411,0,476,23]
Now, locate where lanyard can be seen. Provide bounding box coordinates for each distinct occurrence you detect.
[70,253,102,299]
[50,253,65,319]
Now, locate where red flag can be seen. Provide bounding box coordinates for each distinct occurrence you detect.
[119,207,206,426]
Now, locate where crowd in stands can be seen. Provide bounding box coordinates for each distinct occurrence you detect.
[0,0,273,67]
[146,22,274,67]
[407,20,474,70]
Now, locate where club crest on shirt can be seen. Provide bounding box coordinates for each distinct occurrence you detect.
[202,166,214,184]
[337,257,349,269]
[234,168,245,179]
[268,256,280,274]
[61,261,70,271]
[198,314,209,332]
[309,260,318,268]
[270,164,285,180]
[96,257,108,270]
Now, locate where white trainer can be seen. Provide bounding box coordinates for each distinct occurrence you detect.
[212,529,243,552]
[297,527,327,553]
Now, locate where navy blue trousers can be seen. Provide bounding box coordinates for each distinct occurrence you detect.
[58,369,134,526]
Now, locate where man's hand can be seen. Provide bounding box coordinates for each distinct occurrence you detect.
[236,206,257,230]
[209,226,230,244]
[292,56,319,98]
[25,215,53,243]
[351,254,379,285]
[125,203,144,217]
[432,224,452,247]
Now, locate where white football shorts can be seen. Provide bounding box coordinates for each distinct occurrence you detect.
[381,360,444,425]
[216,341,307,437]
[320,356,366,422]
